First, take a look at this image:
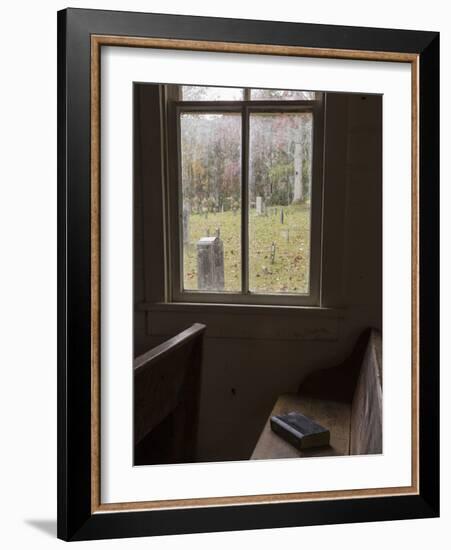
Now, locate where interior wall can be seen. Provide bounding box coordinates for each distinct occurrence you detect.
[134,91,382,462]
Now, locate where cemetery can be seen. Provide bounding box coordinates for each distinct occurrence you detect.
[183,202,311,294]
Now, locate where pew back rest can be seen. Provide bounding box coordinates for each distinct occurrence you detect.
[134,323,206,456]
[296,328,382,456]
[350,330,382,454]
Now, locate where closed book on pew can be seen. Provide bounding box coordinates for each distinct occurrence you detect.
[270,412,330,450]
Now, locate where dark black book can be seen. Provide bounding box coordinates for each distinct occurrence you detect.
[270,412,330,450]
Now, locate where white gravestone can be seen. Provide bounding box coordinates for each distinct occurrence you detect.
[293,142,304,203]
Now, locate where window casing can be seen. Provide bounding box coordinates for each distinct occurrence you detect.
[166,87,325,306]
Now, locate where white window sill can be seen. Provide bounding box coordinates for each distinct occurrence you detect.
[138,301,344,341]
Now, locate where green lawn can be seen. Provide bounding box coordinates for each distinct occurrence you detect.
[183,203,311,294]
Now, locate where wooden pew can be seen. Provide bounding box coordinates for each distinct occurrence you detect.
[251,329,382,459]
[134,323,206,465]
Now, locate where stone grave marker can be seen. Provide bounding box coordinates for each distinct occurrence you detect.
[197,236,225,291]
[182,208,189,245]
[256,196,264,215]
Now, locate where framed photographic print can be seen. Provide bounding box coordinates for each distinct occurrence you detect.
[57,7,439,541]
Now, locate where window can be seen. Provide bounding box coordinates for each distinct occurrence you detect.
[167,85,324,306]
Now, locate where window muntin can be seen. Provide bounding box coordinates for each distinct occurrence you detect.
[171,86,322,305]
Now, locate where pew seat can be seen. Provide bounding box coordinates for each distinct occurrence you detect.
[251,329,382,460]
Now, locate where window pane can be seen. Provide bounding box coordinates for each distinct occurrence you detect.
[248,113,313,294]
[181,86,244,101]
[180,113,242,292]
[251,88,316,101]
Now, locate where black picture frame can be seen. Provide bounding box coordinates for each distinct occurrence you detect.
[57,7,439,541]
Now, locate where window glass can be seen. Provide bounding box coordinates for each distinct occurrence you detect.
[248,112,313,294]
[180,113,242,292]
[251,89,316,101]
[181,86,244,101]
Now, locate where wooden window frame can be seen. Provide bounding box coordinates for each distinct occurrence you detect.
[166,88,325,306]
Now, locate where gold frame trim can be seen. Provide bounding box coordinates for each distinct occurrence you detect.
[90,35,420,514]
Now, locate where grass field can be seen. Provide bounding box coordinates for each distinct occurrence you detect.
[183,203,311,294]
